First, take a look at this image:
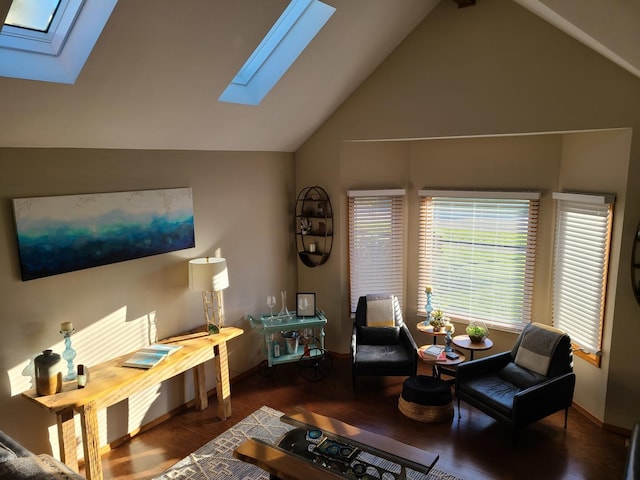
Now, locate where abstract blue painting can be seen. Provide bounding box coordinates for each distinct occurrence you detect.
[12,188,195,281]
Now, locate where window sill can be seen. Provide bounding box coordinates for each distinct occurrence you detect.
[572,344,601,367]
[417,313,526,335]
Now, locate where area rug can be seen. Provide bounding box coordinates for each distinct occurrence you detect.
[154,405,462,480]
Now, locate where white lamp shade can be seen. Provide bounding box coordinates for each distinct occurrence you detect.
[189,257,229,292]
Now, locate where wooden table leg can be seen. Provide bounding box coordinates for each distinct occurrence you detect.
[193,363,208,410]
[79,401,103,480]
[56,408,78,472]
[214,341,231,420]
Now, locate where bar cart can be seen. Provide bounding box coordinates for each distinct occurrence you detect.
[249,311,332,382]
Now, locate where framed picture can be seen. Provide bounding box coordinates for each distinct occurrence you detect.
[12,188,194,281]
[296,292,316,317]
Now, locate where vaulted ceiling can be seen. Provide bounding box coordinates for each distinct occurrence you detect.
[0,0,638,152]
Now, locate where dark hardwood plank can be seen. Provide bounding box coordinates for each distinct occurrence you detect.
[90,357,629,480]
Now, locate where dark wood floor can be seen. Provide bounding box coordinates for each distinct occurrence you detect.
[91,356,630,480]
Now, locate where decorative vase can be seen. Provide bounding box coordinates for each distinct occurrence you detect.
[34,349,63,396]
[278,290,291,319]
[466,321,489,343]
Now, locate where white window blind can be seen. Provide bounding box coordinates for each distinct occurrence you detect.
[418,191,540,329]
[552,192,614,357]
[348,190,405,313]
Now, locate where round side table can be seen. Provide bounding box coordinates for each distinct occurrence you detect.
[418,345,465,380]
[452,335,493,360]
[416,322,449,345]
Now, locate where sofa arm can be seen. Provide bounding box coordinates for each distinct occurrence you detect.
[399,324,418,351]
[513,372,576,427]
[625,421,640,480]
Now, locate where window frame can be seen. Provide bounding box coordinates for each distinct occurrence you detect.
[417,189,540,331]
[552,191,615,367]
[347,189,406,313]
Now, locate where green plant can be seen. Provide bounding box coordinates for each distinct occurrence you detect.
[466,322,489,342]
[429,309,445,328]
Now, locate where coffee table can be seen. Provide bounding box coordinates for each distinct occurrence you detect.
[452,334,494,360]
[234,407,439,480]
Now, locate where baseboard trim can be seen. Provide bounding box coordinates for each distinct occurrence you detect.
[572,401,632,437]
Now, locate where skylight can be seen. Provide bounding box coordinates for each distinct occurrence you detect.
[4,0,61,32]
[218,0,336,106]
[0,0,116,83]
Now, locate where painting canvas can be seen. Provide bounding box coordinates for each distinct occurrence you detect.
[13,188,195,281]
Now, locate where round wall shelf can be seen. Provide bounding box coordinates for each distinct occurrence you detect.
[295,186,333,268]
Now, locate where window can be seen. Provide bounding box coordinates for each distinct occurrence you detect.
[418,190,540,330]
[347,190,405,313]
[4,0,61,32]
[218,0,335,106]
[552,192,614,367]
[0,0,116,83]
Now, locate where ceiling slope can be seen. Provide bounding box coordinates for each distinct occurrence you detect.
[0,0,637,152]
[0,0,439,152]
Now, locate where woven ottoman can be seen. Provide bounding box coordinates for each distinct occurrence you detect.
[398,375,453,423]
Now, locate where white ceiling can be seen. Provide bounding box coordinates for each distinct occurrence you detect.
[0,0,637,152]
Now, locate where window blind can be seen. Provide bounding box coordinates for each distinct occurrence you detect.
[418,191,540,329]
[348,190,405,313]
[552,193,614,357]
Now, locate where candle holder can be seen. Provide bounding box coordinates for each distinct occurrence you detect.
[60,329,77,381]
[424,290,433,324]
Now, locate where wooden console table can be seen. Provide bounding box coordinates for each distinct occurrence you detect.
[22,326,243,480]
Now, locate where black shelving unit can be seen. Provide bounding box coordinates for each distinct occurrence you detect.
[295,186,333,267]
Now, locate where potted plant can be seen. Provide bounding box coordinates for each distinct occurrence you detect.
[429,309,446,331]
[466,321,489,343]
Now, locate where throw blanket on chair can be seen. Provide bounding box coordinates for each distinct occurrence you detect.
[365,294,395,327]
[515,323,563,376]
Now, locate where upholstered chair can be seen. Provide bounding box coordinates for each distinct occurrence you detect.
[455,322,575,442]
[351,294,418,391]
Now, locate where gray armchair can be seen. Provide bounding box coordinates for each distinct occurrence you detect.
[351,294,418,391]
[455,322,575,442]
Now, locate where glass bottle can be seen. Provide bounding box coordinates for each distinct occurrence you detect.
[278,290,291,319]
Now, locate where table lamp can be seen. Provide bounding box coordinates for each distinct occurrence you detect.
[189,257,229,334]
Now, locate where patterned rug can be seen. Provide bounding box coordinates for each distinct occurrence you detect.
[155,405,462,480]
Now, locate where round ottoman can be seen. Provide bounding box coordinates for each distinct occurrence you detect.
[398,375,453,423]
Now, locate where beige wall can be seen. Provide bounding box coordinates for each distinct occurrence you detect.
[296,0,640,429]
[0,149,296,455]
[2,0,640,460]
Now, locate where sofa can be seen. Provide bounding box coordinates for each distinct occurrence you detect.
[0,431,84,480]
[456,322,575,443]
[351,294,418,390]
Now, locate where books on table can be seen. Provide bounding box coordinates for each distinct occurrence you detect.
[123,343,183,369]
[418,344,445,360]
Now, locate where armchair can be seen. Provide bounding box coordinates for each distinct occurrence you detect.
[455,322,575,442]
[351,294,418,391]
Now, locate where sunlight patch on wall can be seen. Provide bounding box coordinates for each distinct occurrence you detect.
[8,304,172,459]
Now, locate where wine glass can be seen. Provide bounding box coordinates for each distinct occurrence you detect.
[267,295,276,318]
